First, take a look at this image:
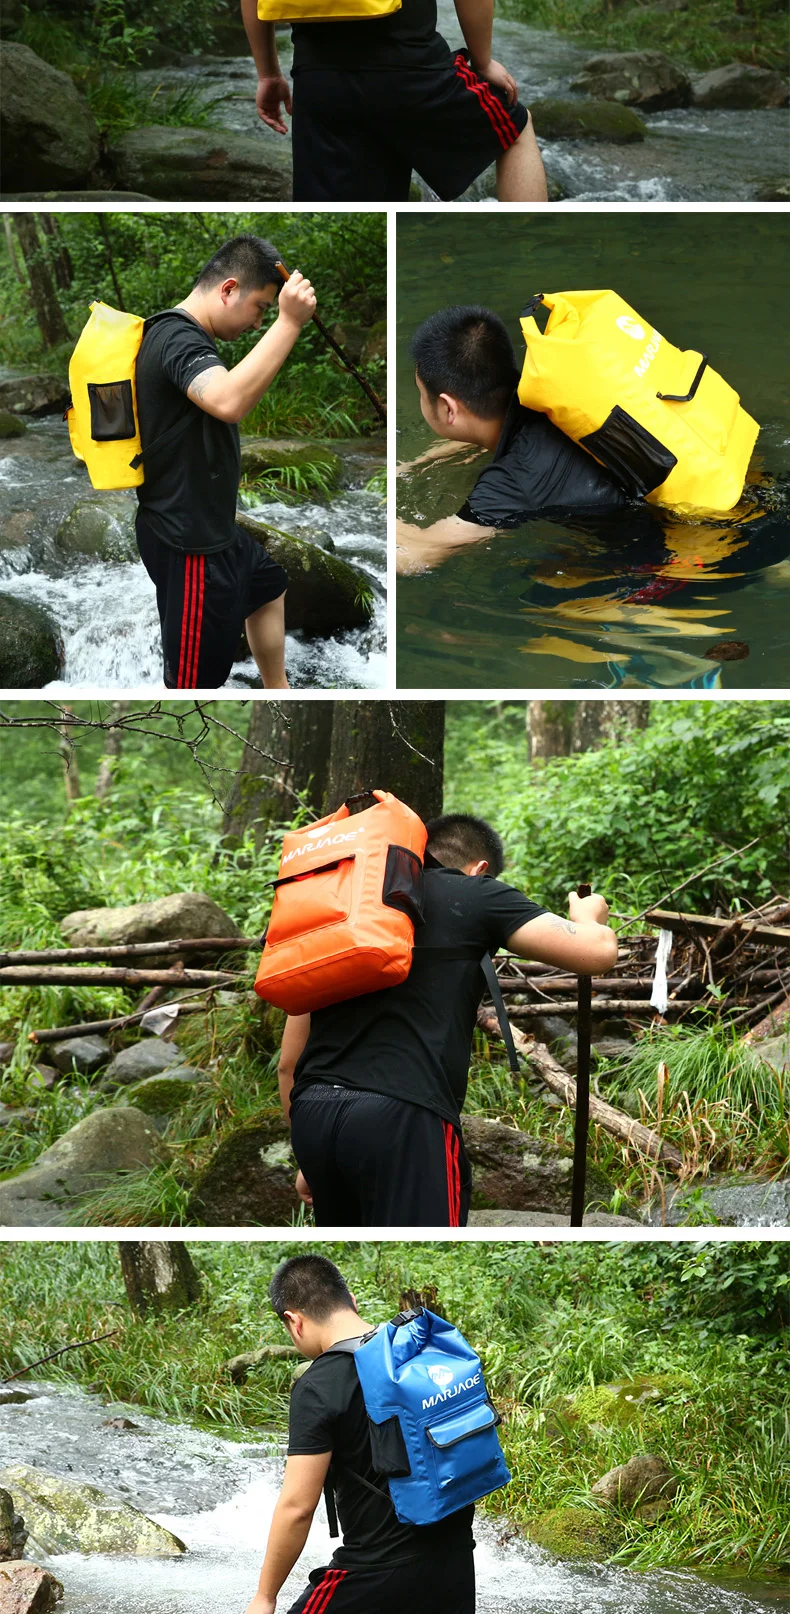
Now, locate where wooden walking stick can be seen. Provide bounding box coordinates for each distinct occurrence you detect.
[570,881,593,1228]
[275,260,387,425]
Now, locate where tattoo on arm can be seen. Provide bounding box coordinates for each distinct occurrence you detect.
[549,915,577,935]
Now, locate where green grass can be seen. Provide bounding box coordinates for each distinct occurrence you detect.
[0,1240,786,1573]
[498,0,789,73]
[240,460,338,504]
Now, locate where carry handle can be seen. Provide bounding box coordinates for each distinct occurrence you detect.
[520,291,579,341]
[344,789,383,809]
[657,353,708,404]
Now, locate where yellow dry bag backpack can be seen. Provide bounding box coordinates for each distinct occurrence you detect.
[257,0,399,19]
[65,302,198,492]
[518,290,759,513]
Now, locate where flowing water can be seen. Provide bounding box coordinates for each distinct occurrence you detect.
[396,211,790,690]
[134,9,789,203]
[2,1385,785,1614]
[0,417,386,691]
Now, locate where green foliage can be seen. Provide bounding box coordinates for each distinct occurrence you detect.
[15,0,231,67]
[498,0,789,72]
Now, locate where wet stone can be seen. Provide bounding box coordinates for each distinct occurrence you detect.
[49,1035,111,1078]
[102,1041,186,1089]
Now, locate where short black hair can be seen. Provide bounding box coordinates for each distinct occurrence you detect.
[411,306,518,420]
[194,235,281,295]
[426,813,505,878]
[269,1256,354,1322]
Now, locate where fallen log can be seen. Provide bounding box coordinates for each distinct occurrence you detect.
[646,910,790,947]
[507,999,698,1016]
[0,936,258,966]
[477,1006,683,1171]
[29,999,211,1045]
[0,966,243,988]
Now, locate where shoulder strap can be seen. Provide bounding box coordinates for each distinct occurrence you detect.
[320,1331,391,1538]
[130,310,220,476]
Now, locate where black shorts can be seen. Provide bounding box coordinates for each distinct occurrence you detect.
[287,1547,475,1614]
[291,51,529,201]
[136,514,287,689]
[289,1085,472,1228]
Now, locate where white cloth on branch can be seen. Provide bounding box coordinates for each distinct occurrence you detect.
[650,928,674,1014]
[140,1003,180,1036]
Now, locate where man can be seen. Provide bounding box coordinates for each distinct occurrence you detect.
[240,0,547,203]
[277,812,618,1226]
[135,234,316,689]
[245,1254,477,1614]
[396,305,628,574]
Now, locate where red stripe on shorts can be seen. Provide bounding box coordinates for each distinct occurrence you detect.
[454,54,519,151]
[177,553,194,687]
[186,554,205,686]
[303,1569,348,1614]
[443,1120,461,1226]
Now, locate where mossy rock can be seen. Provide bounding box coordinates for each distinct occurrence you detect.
[239,438,344,493]
[529,1503,623,1558]
[122,1070,208,1116]
[568,1376,686,1431]
[236,511,374,635]
[56,495,138,563]
[531,98,648,142]
[0,408,25,438]
[0,1464,185,1556]
[189,1110,301,1226]
[0,593,61,687]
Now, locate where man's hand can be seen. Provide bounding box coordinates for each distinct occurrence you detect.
[473,57,517,105]
[568,890,610,927]
[245,1595,276,1614]
[256,75,292,134]
[278,270,317,330]
[295,1170,313,1208]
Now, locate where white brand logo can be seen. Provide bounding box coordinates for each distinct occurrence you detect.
[428,1366,454,1388]
[422,1371,481,1410]
[632,328,663,379]
[281,828,362,866]
[616,315,646,341]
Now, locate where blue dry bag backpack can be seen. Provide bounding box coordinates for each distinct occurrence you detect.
[325,1307,510,1531]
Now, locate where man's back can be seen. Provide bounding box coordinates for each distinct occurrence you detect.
[459,398,629,529]
[290,0,449,71]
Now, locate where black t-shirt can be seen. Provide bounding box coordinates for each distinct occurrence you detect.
[288,1346,475,1567]
[135,310,241,555]
[458,395,629,530]
[292,866,545,1126]
[291,0,451,72]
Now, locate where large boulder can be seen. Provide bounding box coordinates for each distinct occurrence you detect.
[240,438,344,492]
[591,1453,679,1509]
[529,1504,623,1558]
[102,1041,186,1089]
[55,496,138,564]
[61,891,241,952]
[0,596,60,688]
[463,1115,611,1214]
[0,1466,184,1556]
[571,51,692,109]
[0,1561,63,1612]
[0,376,69,417]
[0,1107,161,1226]
[190,1112,301,1225]
[693,63,788,109]
[645,1175,790,1227]
[236,512,374,635]
[530,98,647,142]
[0,1487,27,1560]
[0,409,25,439]
[122,1068,208,1115]
[468,1209,640,1226]
[49,1035,111,1078]
[109,125,292,201]
[0,43,100,190]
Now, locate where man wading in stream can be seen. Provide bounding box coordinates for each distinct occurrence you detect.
[246,1254,478,1614]
[240,0,548,203]
[277,813,617,1226]
[135,234,316,689]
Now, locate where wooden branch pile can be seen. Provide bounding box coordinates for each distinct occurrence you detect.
[492,894,790,1031]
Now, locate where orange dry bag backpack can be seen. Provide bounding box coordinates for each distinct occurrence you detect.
[254,790,428,1015]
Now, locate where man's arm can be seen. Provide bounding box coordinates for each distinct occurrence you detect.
[245,1452,331,1614]
[454,0,517,104]
[240,0,292,133]
[506,891,619,975]
[278,1013,311,1120]
[396,513,496,574]
[396,439,483,478]
[186,272,316,424]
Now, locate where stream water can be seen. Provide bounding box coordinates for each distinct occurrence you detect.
[134,8,789,203]
[0,416,386,691]
[2,1384,786,1614]
[396,211,790,690]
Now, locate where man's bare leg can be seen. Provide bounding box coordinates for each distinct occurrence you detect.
[245,591,289,688]
[496,114,548,201]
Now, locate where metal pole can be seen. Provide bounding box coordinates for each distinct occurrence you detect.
[570,881,592,1227]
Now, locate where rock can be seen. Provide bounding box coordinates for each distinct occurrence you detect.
[61,892,240,954]
[0,410,25,439]
[591,1453,679,1509]
[55,496,138,564]
[361,321,386,366]
[571,51,692,110]
[754,182,790,202]
[571,1377,681,1430]
[467,1209,640,1226]
[28,1067,57,1093]
[190,1112,301,1225]
[0,1043,15,1069]
[0,1105,36,1131]
[240,438,344,491]
[0,376,69,417]
[645,1175,790,1227]
[49,1035,111,1078]
[0,1560,63,1612]
[223,1344,299,1381]
[109,125,291,202]
[529,1503,623,1558]
[530,97,648,142]
[694,63,789,109]
[0,191,151,202]
[0,1388,39,1405]
[236,512,374,635]
[0,1487,27,1560]
[102,1041,186,1089]
[123,1069,208,1115]
[102,1416,141,1431]
[0,1466,185,1557]
[462,1116,612,1214]
[0,1107,161,1226]
[592,1036,635,1064]
[752,1034,790,1075]
[0,43,100,190]
[0,596,60,688]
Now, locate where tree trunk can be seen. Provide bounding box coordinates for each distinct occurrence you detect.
[13,215,70,348]
[3,216,25,285]
[527,701,573,761]
[221,700,334,848]
[37,213,74,291]
[95,701,129,800]
[529,701,651,760]
[324,701,445,819]
[98,215,125,310]
[58,707,81,806]
[119,1242,202,1319]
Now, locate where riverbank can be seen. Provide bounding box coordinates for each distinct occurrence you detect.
[0,1241,787,1584]
[499,0,788,74]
